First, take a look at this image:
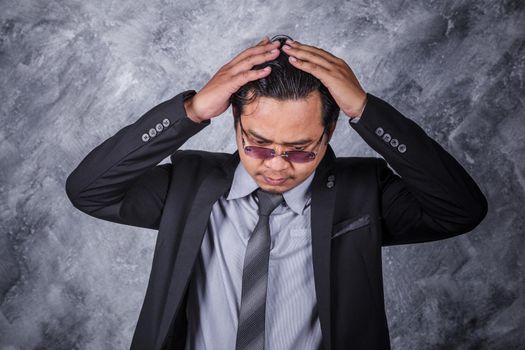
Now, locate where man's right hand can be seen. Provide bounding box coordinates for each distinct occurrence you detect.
[184,36,281,123]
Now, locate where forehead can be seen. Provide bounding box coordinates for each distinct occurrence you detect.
[240,91,324,130]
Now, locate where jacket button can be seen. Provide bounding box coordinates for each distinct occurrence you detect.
[390,138,399,147]
[142,133,150,142]
[327,175,335,181]
[398,144,407,153]
[382,133,391,142]
[375,127,384,136]
[326,181,334,188]
[149,128,157,137]
[155,123,164,132]
[162,118,170,127]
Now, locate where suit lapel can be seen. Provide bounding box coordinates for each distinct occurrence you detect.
[155,151,240,349]
[156,146,337,350]
[310,145,336,350]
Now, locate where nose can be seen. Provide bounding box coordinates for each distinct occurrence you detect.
[264,145,291,171]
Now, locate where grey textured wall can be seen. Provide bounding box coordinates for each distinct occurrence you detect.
[1,0,523,349]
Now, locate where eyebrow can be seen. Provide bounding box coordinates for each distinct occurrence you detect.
[247,129,313,145]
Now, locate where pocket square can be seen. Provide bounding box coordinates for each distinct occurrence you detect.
[331,214,371,239]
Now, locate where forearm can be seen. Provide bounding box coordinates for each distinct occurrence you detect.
[65,89,210,213]
[350,93,487,244]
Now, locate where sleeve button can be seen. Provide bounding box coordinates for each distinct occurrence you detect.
[148,128,157,137]
[382,133,391,142]
[162,118,170,127]
[375,127,384,136]
[398,144,407,153]
[390,138,399,147]
[155,123,164,132]
[142,133,150,142]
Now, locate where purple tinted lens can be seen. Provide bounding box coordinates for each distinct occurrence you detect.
[244,146,272,159]
[244,146,315,163]
[287,151,316,163]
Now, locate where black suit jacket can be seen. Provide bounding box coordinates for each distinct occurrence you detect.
[65,89,488,350]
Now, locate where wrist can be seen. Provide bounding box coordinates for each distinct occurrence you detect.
[356,97,367,118]
[350,94,367,119]
[184,98,203,123]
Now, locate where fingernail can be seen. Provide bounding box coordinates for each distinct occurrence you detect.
[286,39,293,44]
[289,56,297,62]
[283,44,291,50]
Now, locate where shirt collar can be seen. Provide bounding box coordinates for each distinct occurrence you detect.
[226,161,315,216]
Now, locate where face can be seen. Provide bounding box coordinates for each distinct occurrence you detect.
[234,90,336,194]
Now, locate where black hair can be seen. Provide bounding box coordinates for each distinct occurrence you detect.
[230,34,340,144]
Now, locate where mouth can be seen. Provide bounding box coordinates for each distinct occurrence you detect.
[262,175,288,185]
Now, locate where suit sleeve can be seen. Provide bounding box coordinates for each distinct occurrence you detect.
[64,89,210,230]
[349,92,488,246]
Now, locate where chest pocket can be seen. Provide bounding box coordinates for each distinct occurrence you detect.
[331,214,371,239]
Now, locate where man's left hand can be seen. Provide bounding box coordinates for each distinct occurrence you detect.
[281,39,367,118]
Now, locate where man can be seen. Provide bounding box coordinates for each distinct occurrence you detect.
[65,34,488,350]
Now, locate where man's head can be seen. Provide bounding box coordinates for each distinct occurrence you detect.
[230,35,340,194]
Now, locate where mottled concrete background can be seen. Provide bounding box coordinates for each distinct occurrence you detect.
[1,0,523,349]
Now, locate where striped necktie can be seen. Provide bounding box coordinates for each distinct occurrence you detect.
[235,188,284,350]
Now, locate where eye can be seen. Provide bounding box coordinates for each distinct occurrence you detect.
[292,146,306,151]
[254,139,268,145]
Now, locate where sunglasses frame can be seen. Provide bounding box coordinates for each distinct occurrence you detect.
[238,116,327,163]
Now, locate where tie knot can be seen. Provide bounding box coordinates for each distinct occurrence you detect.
[255,188,284,216]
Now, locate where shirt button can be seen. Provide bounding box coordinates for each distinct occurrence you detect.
[142,133,150,142]
[398,144,407,153]
[327,175,335,181]
[162,118,170,127]
[149,128,157,137]
[155,123,164,132]
[390,138,399,147]
[375,127,384,136]
[382,133,391,142]
[326,181,334,188]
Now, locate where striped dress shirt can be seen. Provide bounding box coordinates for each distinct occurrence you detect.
[184,160,322,350]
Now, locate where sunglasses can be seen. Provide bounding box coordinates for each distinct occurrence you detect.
[239,116,326,163]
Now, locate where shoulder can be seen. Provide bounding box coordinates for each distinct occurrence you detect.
[334,155,382,170]
[170,149,234,168]
[332,156,386,185]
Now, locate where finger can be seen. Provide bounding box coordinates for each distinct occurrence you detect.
[286,40,341,66]
[256,35,269,46]
[287,56,331,82]
[227,40,280,68]
[232,66,272,87]
[229,46,280,76]
[282,44,335,71]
